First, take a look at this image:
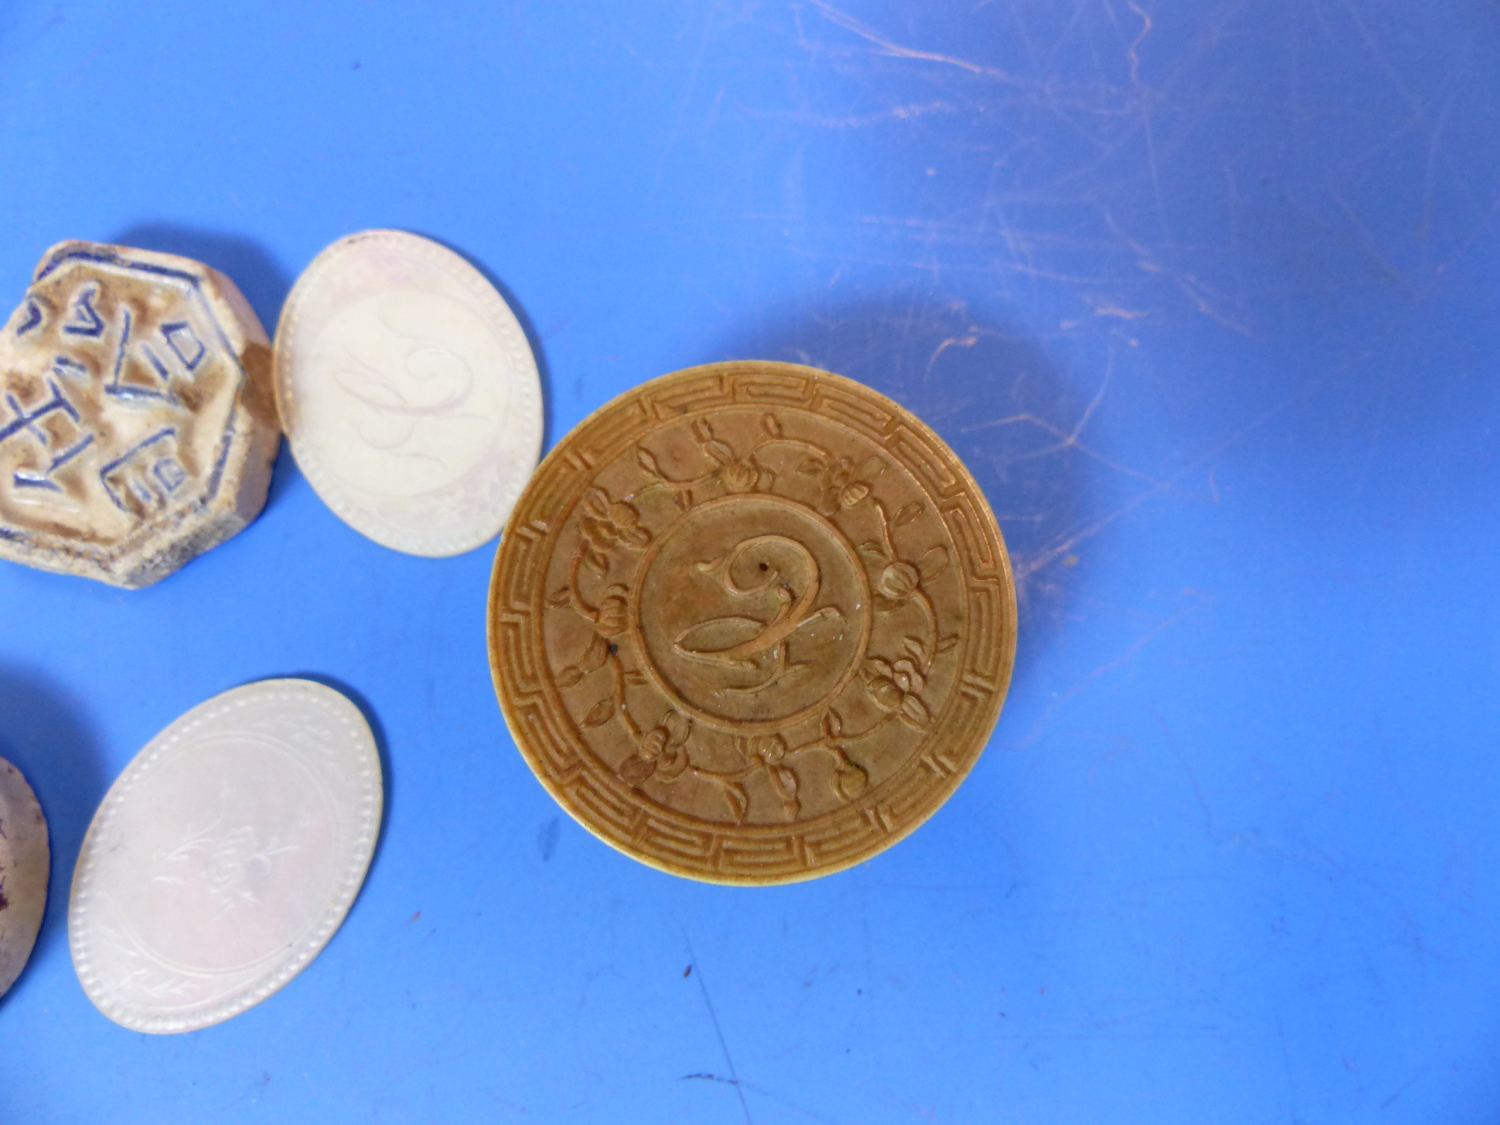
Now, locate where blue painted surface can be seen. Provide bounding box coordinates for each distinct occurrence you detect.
[0,2,1497,1121]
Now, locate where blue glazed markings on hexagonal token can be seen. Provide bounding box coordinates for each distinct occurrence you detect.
[0,244,251,559]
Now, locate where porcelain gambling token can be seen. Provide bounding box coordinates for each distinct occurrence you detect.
[0,241,279,587]
[489,361,1016,884]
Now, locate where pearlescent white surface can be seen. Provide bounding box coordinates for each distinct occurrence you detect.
[69,680,381,1034]
[0,757,48,1000]
[275,230,543,556]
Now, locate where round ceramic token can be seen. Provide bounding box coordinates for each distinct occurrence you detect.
[275,229,543,556]
[0,757,49,999]
[69,679,381,1033]
[488,361,1017,884]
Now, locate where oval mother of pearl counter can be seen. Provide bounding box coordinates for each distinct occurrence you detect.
[69,679,381,1033]
[274,230,543,557]
[0,757,49,1000]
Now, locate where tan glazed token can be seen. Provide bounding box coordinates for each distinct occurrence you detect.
[488,362,1016,884]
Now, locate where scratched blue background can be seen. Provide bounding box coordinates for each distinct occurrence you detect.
[1,1,1498,1121]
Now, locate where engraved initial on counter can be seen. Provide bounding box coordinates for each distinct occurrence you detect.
[673,533,842,694]
[331,309,479,471]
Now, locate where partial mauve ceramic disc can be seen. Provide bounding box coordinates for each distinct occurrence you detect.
[69,679,381,1033]
[274,229,544,557]
[0,757,49,999]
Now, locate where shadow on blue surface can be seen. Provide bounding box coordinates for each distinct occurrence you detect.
[260,441,302,517]
[711,287,1097,688]
[0,662,107,1003]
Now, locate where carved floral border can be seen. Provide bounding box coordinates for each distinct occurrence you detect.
[547,410,956,825]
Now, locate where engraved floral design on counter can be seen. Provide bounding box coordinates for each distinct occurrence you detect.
[546,407,960,827]
[150,782,308,914]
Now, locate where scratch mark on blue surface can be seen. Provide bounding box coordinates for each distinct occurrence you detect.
[1124,2,1152,86]
[959,344,1175,496]
[1416,87,1452,251]
[1152,708,1216,840]
[1277,1016,1304,1123]
[1105,0,1170,245]
[1380,1067,1429,1109]
[754,101,962,129]
[680,1073,846,1125]
[0,4,65,61]
[807,0,1025,88]
[968,368,1235,579]
[684,934,753,1125]
[1105,213,1253,335]
[652,7,717,192]
[1326,181,1412,291]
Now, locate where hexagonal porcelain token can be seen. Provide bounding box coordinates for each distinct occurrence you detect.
[69,680,381,1033]
[274,230,543,556]
[0,757,49,1000]
[0,241,280,588]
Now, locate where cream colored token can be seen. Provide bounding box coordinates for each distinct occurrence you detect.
[275,230,543,556]
[69,680,381,1033]
[0,757,49,999]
